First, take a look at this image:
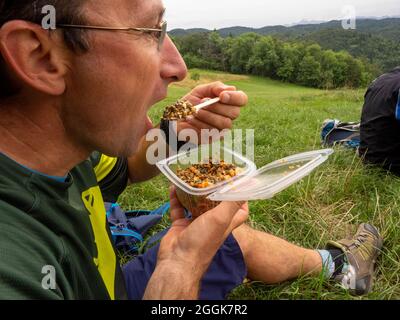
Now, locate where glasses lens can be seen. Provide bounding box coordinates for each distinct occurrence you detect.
[159,21,167,49]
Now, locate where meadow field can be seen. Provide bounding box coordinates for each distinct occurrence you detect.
[119,69,400,300]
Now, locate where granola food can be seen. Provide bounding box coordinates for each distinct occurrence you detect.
[162,99,196,120]
[175,188,218,218]
[176,160,239,189]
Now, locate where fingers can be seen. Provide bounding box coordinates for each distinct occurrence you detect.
[228,202,249,231]
[158,199,249,277]
[188,110,232,131]
[197,90,247,110]
[213,201,248,223]
[186,116,217,131]
[190,81,237,100]
[186,89,247,132]
[216,202,249,239]
[219,90,248,107]
[199,104,241,120]
[169,186,186,223]
[202,201,248,235]
[213,84,237,97]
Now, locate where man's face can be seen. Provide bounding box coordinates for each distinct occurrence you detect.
[63,0,187,157]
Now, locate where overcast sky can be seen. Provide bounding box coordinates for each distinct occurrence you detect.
[163,0,400,30]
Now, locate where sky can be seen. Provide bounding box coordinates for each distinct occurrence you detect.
[163,0,400,30]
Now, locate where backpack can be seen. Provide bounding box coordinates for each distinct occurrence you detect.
[321,119,360,149]
[105,202,170,254]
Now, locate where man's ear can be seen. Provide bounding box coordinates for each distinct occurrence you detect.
[0,20,68,96]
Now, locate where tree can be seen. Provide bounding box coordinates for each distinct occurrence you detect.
[228,33,261,74]
[320,50,338,89]
[344,55,363,87]
[173,31,379,89]
[246,36,280,77]
[297,55,322,87]
[332,51,349,88]
[277,43,303,82]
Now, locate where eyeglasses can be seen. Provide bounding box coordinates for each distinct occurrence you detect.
[57,21,167,50]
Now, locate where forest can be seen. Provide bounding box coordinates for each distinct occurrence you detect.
[173,32,378,89]
[171,18,400,88]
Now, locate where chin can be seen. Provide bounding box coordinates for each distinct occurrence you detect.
[105,134,141,158]
[120,141,140,158]
[152,88,168,104]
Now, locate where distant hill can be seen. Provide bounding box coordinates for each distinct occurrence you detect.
[170,18,400,72]
[169,28,209,37]
[170,18,400,42]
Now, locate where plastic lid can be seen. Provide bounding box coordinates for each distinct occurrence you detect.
[207,149,334,201]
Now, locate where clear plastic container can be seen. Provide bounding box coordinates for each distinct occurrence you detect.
[156,144,257,217]
[157,145,334,217]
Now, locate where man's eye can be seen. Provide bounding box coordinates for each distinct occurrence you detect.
[145,31,154,38]
[150,30,160,40]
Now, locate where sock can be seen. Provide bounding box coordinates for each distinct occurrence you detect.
[328,249,348,277]
[317,250,335,278]
[317,249,349,279]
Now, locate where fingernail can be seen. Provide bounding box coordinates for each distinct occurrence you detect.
[186,115,194,121]
[221,92,230,104]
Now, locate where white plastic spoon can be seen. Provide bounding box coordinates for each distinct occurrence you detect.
[194,97,221,112]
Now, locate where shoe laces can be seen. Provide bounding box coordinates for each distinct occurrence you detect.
[347,232,376,262]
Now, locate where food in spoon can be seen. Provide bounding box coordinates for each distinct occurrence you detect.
[162,99,196,120]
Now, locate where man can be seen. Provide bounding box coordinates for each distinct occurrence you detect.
[360,67,400,175]
[0,0,382,300]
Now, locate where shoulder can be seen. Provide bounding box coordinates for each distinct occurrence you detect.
[0,200,65,262]
[88,152,119,183]
[0,201,66,299]
[85,152,128,203]
[368,67,400,96]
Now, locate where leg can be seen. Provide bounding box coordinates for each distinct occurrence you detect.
[123,231,246,300]
[232,224,323,283]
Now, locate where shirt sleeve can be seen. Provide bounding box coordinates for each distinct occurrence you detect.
[89,152,129,203]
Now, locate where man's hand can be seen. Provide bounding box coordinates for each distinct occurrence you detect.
[178,81,248,135]
[143,187,249,300]
[127,82,248,183]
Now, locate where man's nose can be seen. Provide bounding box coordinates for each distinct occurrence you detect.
[160,35,188,83]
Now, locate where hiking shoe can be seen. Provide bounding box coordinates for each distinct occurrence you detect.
[326,223,383,296]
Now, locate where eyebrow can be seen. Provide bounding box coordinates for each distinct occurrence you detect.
[157,7,166,22]
[143,6,166,25]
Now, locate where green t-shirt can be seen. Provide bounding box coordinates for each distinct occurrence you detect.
[0,152,128,300]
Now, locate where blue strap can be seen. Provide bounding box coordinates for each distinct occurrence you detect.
[150,202,170,216]
[321,120,336,141]
[124,202,170,217]
[125,209,152,216]
[107,202,170,240]
[106,203,120,218]
[395,89,400,121]
[109,226,143,242]
[346,139,360,149]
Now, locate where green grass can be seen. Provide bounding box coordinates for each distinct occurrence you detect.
[118,69,400,300]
